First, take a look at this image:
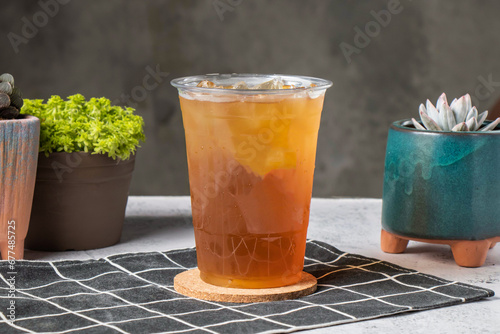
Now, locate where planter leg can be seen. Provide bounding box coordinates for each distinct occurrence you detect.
[0,239,25,260]
[381,229,409,253]
[450,240,491,268]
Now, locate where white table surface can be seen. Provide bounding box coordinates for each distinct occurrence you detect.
[25,196,500,334]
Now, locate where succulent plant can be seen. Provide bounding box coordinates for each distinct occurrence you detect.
[411,93,500,132]
[0,73,23,120]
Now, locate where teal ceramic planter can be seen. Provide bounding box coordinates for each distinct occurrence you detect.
[382,119,500,241]
[381,119,500,267]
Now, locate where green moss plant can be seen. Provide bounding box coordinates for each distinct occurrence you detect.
[21,94,145,160]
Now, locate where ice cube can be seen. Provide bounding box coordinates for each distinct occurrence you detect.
[222,81,249,89]
[195,77,308,90]
[250,78,284,90]
[228,81,249,89]
[197,80,217,88]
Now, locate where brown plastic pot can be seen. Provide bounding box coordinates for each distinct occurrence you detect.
[0,115,40,260]
[25,152,135,251]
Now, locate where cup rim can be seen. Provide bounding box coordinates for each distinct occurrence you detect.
[170,73,332,95]
[391,119,500,135]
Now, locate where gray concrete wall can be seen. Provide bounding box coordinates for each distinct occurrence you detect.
[2,0,500,198]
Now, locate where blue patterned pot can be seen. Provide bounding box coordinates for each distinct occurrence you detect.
[382,119,500,241]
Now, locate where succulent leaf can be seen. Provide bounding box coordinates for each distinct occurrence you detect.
[0,73,14,87]
[480,118,500,131]
[411,118,426,130]
[438,104,449,130]
[450,96,468,123]
[466,106,478,122]
[420,110,442,131]
[444,105,456,130]
[11,86,22,98]
[464,93,472,114]
[0,106,19,119]
[436,93,448,112]
[425,100,440,120]
[419,103,426,115]
[452,122,468,132]
[477,110,488,128]
[414,93,498,132]
[0,73,23,120]
[0,82,12,95]
[466,117,478,131]
[0,92,10,109]
[10,94,23,109]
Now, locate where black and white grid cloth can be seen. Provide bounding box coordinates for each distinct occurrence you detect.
[0,240,494,333]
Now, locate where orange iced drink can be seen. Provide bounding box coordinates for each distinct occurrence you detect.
[172,74,331,288]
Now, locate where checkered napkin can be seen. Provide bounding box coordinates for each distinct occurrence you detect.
[0,240,494,334]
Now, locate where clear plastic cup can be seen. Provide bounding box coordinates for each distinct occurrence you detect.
[171,74,332,288]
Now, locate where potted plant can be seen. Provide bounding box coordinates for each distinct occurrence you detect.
[381,93,500,267]
[0,73,39,260]
[21,94,145,251]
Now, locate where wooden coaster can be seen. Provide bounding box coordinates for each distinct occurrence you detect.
[174,269,317,303]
